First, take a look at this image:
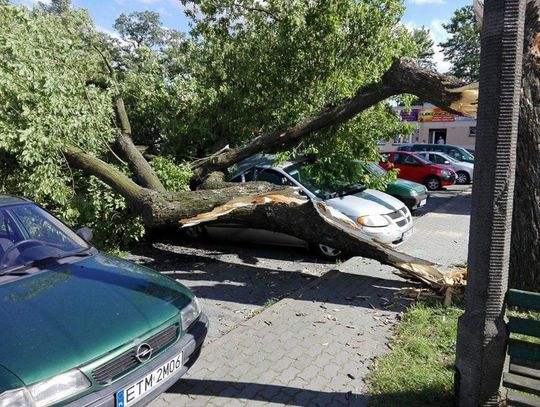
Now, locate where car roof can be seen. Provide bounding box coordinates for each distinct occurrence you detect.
[0,194,30,206]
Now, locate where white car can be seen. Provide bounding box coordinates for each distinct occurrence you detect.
[415,151,474,184]
[187,155,414,257]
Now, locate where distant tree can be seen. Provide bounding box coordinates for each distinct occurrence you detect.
[39,0,71,15]
[114,11,168,48]
[411,26,435,70]
[439,5,480,82]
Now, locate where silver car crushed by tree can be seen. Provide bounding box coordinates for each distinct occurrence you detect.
[195,155,414,257]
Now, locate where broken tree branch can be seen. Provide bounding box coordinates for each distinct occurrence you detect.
[191,58,479,179]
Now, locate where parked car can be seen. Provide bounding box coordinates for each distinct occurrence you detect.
[414,151,474,184]
[379,151,457,191]
[397,143,475,163]
[193,155,413,257]
[362,162,429,211]
[0,195,208,407]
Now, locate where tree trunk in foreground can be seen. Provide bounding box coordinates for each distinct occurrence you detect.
[455,0,525,405]
[510,0,540,289]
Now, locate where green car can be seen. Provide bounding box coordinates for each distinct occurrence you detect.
[0,195,208,406]
[364,162,429,211]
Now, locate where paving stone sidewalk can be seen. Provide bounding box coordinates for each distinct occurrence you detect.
[152,261,410,406]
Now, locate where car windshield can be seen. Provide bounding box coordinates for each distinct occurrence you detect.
[284,161,366,199]
[0,204,90,272]
[364,162,387,177]
[460,148,475,160]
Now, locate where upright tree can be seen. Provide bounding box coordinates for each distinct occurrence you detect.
[411,26,436,70]
[440,5,481,81]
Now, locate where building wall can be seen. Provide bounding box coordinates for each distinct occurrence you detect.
[379,104,477,151]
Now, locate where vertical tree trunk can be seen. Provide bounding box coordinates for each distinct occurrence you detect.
[455,0,525,405]
[509,0,540,289]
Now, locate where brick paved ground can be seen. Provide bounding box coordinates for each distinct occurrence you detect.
[152,261,411,406]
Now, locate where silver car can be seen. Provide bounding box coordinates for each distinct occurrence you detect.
[415,151,474,184]
[198,155,413,257]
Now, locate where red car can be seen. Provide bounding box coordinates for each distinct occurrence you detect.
[379,151,457,191]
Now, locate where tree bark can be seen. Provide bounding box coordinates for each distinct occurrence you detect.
[509,0,540,289]
[114,97,166,192]
[64,146,448,288]
[191,58,478,179]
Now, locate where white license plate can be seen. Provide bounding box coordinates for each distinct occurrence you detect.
[116,352,183,407]
[403,229,413,241]
[419,199,427,207]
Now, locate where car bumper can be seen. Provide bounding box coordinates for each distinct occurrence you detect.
[441,174,456,186]
[362,223,414,246]
[399,193,429,211]
[67,313,209,407]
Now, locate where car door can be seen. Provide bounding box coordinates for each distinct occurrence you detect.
[392,153,424,183]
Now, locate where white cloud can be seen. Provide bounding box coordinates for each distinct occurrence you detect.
[408,0,445,4]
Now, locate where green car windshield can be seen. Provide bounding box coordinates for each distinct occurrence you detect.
[284,161,366,199]
[0,204,90,272]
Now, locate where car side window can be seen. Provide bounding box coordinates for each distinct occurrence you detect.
[11,206,71,246]
[430,154,443,164]
[231,168,255,183]
[256,169,292,186]
[0,210,18,242]
[448,148,463,160]
[395,153,418,165]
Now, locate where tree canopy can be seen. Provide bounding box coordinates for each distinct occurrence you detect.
[0,0,443,247]
[440,5,481,82]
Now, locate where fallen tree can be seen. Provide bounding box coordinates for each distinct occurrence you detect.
[60,56,479,292]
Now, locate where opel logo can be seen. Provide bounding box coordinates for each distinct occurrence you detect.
[135,343,153,363]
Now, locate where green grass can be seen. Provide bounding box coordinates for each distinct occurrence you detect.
[367,302,464,407]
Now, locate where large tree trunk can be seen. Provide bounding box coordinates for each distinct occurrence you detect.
[509,0,540,289]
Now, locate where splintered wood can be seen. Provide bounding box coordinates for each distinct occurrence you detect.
[179,194,467,301]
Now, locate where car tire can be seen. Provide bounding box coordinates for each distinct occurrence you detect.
[425,176,441,191]
[315,243,342,258]
[456,171,470,185]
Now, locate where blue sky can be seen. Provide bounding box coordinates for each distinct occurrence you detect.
[14,0,471,71]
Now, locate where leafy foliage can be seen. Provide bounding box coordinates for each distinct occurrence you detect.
[0,3,139,247]
[1,0,423,248]
[440,6,480,82]
[411,27,435,71]
[150,157,192,192]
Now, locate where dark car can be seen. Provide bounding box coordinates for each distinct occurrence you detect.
[379,151,457,190]
[0,195,208,406]
[397,143,475,163]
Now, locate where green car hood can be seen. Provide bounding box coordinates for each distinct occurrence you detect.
[0,253,192,387]
[386,179,425,196]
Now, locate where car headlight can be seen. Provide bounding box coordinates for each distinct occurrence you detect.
[357,215,389,227]
[181,297,202,330]
[410,190,418,197]
[0,369,90,407]
[0,388,33,407]
[441,170,450,177]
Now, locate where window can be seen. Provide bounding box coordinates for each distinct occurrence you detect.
[447,148,463,161]
[469,126,477,137]
[394,153,418,166]
[255,169,291,186]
